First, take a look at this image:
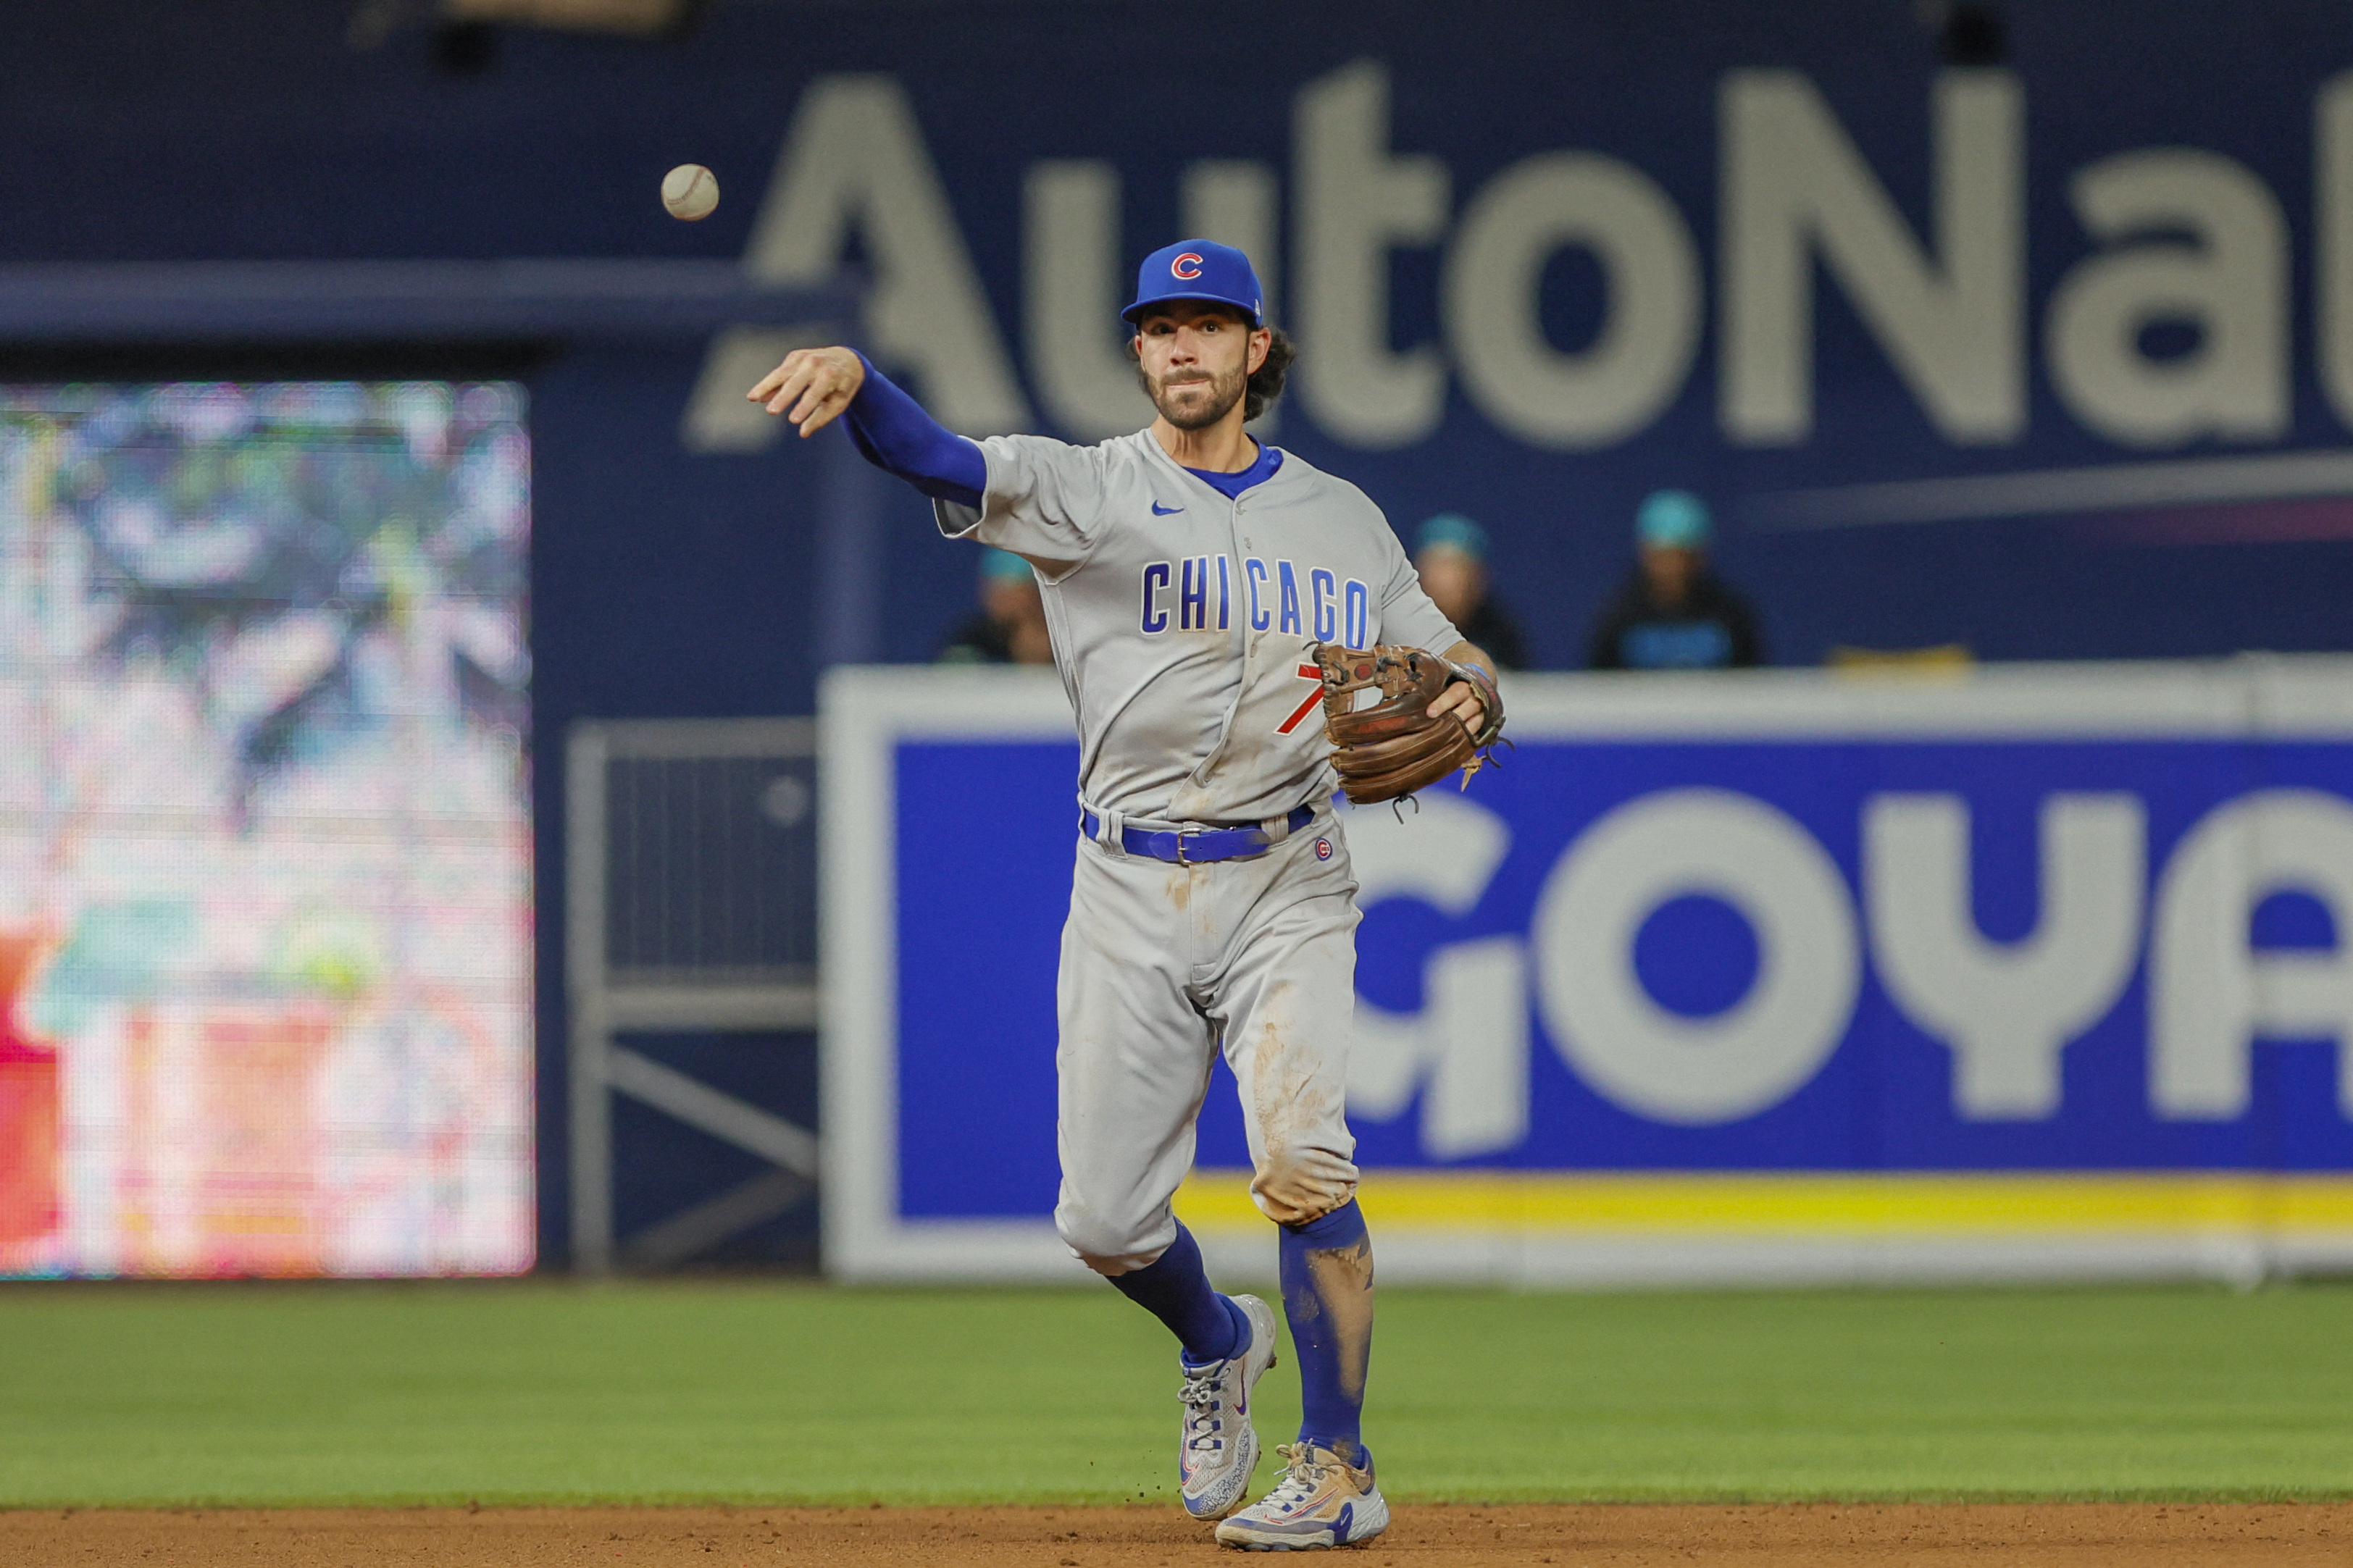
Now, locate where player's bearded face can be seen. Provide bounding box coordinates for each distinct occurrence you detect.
[1137,314,1252,430]
[1148,356,1245,430]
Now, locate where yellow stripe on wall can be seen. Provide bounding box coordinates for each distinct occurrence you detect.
[1172,1169,2353,1236]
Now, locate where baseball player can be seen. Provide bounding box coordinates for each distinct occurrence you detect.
[750,240,1497,1550]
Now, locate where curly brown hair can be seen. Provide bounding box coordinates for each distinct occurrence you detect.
[1127,320,1296,424]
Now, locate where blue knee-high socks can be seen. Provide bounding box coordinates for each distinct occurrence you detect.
[1108,1220,1251,1366]
[1279,1199,1374,1464]
[1106,1204,1376,1463]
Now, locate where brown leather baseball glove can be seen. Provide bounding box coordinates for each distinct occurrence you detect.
[1314,643,1505,805]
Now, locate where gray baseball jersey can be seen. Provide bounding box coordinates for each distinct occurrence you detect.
[935,427,1460,1271]
[935,430,1460,825]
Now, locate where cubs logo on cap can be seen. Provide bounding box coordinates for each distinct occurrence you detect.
[1124,238,1266,326]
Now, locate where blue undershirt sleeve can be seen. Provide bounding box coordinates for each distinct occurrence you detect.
[838,353,987,511]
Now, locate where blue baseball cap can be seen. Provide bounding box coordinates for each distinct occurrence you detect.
[1416,513,1489,561]
[1122,239,1266,327]
[1637,490,1712,550]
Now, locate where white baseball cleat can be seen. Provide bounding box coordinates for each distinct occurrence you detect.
[1213,1442,1389,1551]
[1179,1293,1280,1519]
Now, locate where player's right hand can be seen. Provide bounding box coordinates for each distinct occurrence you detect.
[747,345,866,437]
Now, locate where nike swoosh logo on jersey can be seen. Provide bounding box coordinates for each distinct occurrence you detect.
[1151,501,1184,515]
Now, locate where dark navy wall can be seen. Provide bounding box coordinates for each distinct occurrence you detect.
[10,1,2353,676]
[11,0,2353,1260]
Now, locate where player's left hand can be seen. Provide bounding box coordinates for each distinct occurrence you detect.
[1426,671,1491,736]
[1319,644,1505,805]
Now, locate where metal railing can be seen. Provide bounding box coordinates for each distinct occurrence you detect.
[565,717,819,1273]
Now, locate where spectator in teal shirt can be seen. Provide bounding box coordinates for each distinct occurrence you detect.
[1413,513,1529,670]
[1587,491,1763,671]
[941,547,1053,665]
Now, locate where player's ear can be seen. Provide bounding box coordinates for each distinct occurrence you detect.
[1246,326,1272,376]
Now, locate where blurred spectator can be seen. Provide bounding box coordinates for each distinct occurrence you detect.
[1413,513,1527,669]
[941,548,1054,665]
[1587,490,1763,671]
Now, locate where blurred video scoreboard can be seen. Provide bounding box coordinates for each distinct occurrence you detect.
[0,382,532,1278]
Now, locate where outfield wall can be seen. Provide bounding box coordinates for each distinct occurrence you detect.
[823,659,2353,1286]
[23,1,2353,1269]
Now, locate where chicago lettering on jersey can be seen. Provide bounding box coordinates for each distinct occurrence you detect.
[1140,555,1369,643]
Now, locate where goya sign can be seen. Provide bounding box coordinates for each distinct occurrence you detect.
[823,661,2353,1284]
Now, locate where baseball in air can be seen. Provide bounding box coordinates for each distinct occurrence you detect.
[661,164,719,222]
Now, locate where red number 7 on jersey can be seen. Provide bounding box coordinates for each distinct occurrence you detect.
[1276,663,1324,735]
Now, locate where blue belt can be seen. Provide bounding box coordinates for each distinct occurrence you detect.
[1080,804,1316,865]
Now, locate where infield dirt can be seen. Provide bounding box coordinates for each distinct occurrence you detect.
[7,1503,2349,1566]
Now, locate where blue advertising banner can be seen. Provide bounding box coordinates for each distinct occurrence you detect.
[619,0,2353,670]
[824,661,2353,1285]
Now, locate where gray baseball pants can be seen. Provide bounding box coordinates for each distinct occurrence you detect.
[1052,810,1362,1273]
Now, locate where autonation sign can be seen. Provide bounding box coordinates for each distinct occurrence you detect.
[823,661,2353,1286]
[693,59,2353,461]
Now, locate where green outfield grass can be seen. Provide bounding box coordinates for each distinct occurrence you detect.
[3,1280,2349,1507]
